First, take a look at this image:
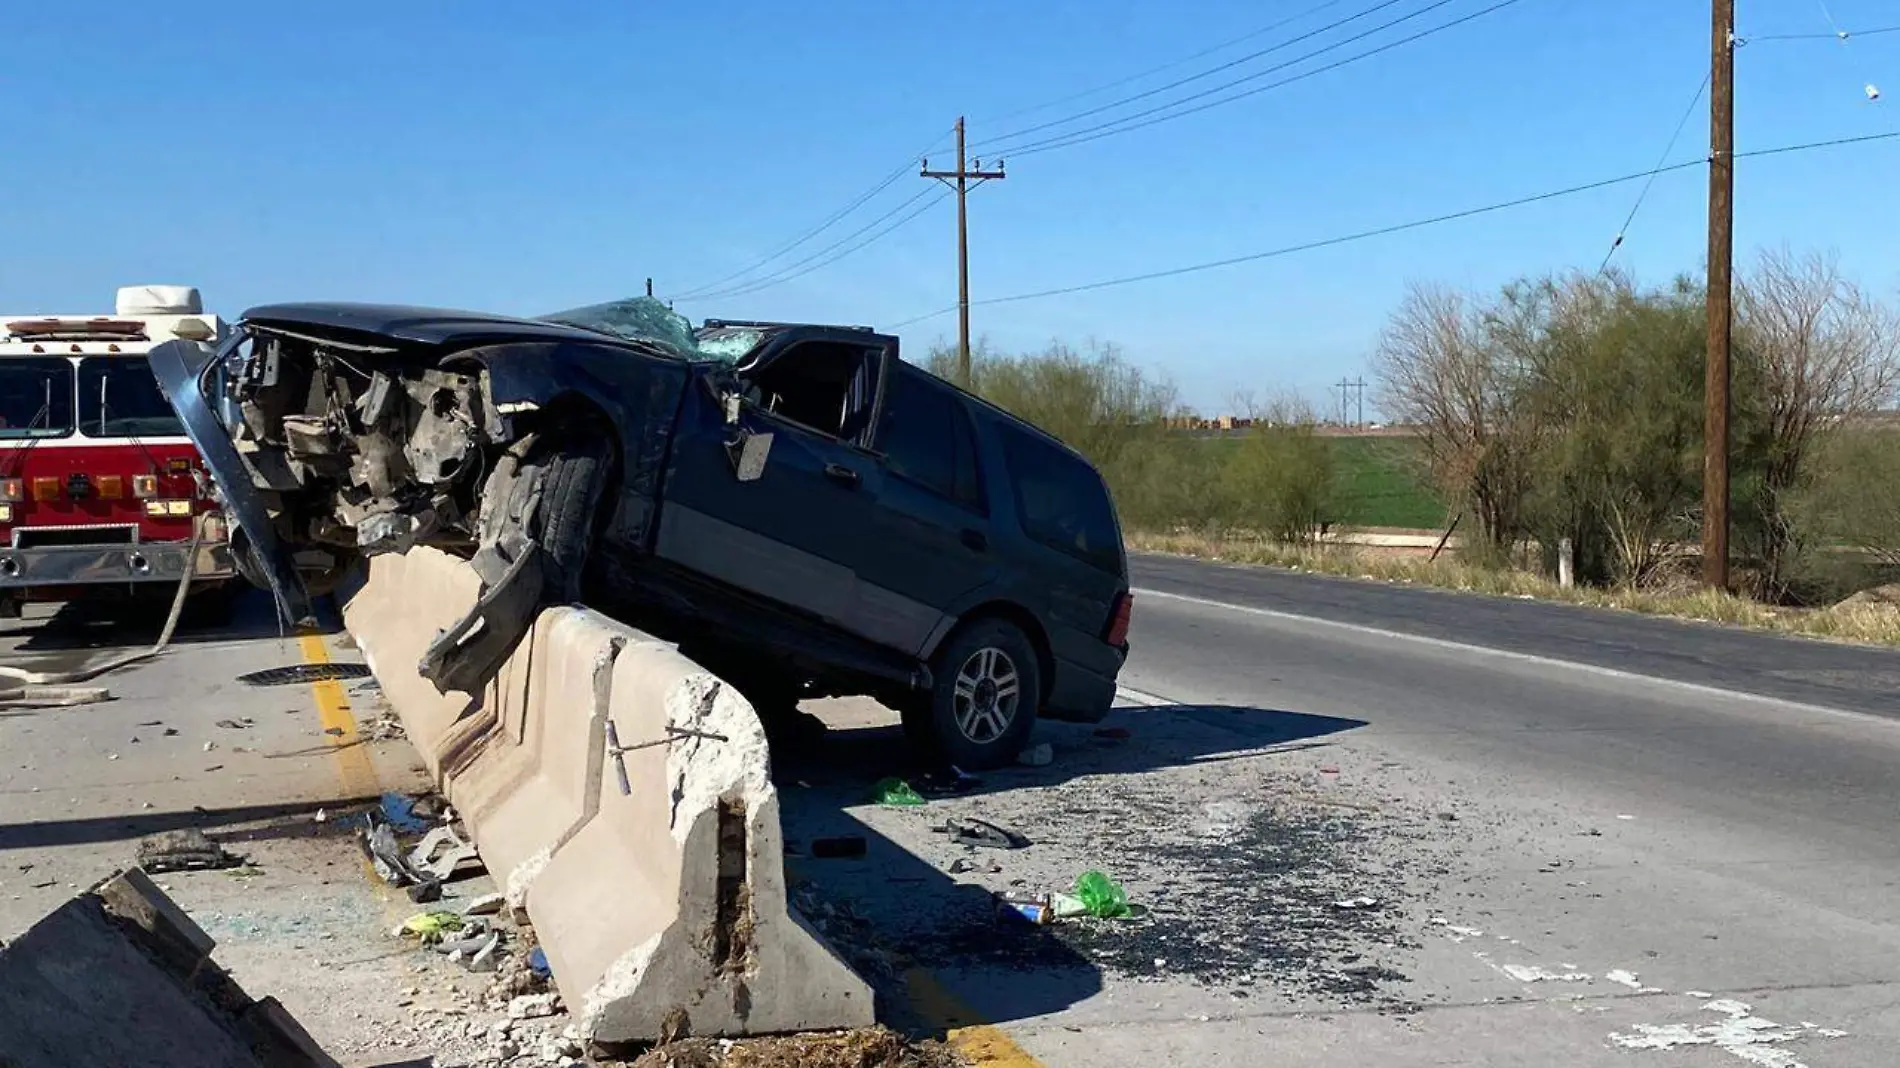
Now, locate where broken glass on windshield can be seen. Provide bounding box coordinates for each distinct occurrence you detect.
[537,295,763,364]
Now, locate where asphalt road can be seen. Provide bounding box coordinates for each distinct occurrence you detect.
[1088,552,1900,1065]
[8,555,1900,1067]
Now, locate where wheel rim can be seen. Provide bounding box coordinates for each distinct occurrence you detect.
[953,646,1021,744]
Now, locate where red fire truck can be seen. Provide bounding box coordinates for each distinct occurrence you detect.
[0,285,239,619]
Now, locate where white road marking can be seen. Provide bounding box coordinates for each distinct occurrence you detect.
[1609,998,1847,1066]
[1114,685,1171,707]
[1133,587,1897,726]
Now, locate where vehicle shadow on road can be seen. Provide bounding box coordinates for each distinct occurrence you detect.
[772,700,1367,1033]
[1,587,338,656]
[0,797,377,853]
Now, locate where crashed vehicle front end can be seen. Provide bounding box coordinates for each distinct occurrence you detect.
[149,301,707,690]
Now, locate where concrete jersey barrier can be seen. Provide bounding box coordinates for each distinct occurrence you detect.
[341,547,873,1050]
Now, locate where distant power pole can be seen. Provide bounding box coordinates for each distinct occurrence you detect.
[1703,0,1736,590]
[922,117,1006,388]
[1352,377,1366,426]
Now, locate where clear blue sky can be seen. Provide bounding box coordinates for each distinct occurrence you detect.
[4,1,1896,414]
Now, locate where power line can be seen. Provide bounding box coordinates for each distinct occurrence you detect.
[971,0,1422,153]
[980,0,1355,125]
[993,0,1530,160]
[1742,24,1900,42]
[1600,70,1712,274]
[667,128,953,300]
[681,190,950,304]
[884,128,1900,329]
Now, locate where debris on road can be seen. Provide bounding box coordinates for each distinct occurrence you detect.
[380,791,433,834]
[507,992,561,1020]
[214,717,255,729]
[871,778,927,807]
[398,910,465,944]
[1074,870,1131,918]
[934,817,1030,850]
[136,829,241,873]
[462,892,507,917]
[1332,896,1381,911]
[409,824,483,882]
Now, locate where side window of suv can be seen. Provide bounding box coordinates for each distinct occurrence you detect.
[1002,429,1122,575]
[878,368,984,511]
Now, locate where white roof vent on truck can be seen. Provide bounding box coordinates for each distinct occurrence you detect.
[115,285,203,317]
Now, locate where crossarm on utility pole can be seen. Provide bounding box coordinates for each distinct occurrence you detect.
[921,116,1006,389]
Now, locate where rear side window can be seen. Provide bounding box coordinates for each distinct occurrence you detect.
[1001,428,1122,575]
[878,369,984,511]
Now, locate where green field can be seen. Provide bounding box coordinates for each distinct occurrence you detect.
[1193,434,1446,530]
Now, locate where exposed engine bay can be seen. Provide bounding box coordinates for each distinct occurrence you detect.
[224,328,499,578]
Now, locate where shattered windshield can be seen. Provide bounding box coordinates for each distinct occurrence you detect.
[537,295,764,364]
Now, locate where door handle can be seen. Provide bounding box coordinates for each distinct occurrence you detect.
[960,528,988,552]
[823,462,861,487]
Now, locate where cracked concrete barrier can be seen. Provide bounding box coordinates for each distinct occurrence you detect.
[343,546,873,1051]
[336,547,485,779]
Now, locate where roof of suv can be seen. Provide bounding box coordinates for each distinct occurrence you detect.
[240,302,659,351]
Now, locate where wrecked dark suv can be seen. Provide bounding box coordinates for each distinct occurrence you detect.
[149,298,1132,768]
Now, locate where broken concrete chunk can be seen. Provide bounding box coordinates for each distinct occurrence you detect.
[137,828,239,873]
[508,992,560,1020]
[0,871,342,1067]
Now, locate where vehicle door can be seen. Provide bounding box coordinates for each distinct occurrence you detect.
[853,363,1001,656]
[655,335,886,637]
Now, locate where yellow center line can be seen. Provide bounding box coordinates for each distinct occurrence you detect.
[297,632,380,801]
[904,967,1047,1068]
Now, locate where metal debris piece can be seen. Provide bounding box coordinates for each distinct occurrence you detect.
[933,817,1029,850]
[408,825,482,882]
[136,830,240,873]
[236,663,374,687]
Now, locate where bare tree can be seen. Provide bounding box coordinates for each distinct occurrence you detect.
[1371,281,1534,552]
[1735,246,1900,595]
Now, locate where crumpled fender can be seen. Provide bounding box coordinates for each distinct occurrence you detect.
[147,338,316,629]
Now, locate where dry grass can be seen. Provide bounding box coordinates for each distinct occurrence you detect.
[1130,530,1900,648]
[624,1027,966,1068]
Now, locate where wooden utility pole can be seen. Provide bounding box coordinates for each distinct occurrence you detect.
[922,117,1006,388]
[1702,0,1736,589]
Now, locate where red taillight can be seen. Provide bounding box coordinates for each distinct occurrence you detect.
[1105,591,1133,648]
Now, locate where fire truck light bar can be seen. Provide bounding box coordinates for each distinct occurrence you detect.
[5,317,150,341]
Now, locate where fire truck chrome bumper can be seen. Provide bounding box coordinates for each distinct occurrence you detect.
[0,542,235,588]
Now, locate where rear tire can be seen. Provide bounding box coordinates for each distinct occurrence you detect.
[903,617,1041,770]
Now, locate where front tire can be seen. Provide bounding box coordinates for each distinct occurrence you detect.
[527,422,612,602]
[903,617,1041,770]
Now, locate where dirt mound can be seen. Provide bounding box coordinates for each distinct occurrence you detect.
[626,1026,965,1068]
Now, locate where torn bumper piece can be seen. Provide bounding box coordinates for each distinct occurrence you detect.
[0,868,341,1068]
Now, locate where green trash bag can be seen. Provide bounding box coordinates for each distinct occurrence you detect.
[870,777,926,806]
[1074,870,1130,918]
